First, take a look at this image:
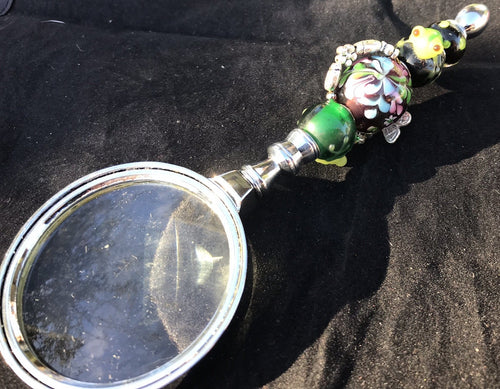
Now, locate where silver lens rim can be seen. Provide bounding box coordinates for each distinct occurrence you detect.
[0,162,247,389]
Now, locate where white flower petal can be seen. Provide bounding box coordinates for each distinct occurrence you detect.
[364,108,378,119]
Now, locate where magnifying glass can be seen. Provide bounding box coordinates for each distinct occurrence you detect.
[0,4,490,386]
[0,129,317,388]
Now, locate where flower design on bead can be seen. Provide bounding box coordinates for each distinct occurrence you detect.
[344,56,408,118]
[336,55,412,133]
[384,114,399,126]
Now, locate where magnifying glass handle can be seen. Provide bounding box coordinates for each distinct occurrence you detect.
[214,3,490,213]
[212,128,319,212]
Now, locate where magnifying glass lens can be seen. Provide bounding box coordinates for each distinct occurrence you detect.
[23,183,230,383]
[2,164,246,388]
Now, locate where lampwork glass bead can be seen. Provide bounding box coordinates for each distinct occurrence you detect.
[335,55,412,134]
[298,100,356,163]
[429,20,467,66]
[397,26,446,87]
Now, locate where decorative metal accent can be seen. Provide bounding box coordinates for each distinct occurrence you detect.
[212,129,319,211]
[455,3,490,37]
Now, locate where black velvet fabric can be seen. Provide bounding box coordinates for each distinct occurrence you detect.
[0,0,498,387]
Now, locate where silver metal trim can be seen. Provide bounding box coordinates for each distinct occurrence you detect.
[455,4,490,38]
[212,129,319,212]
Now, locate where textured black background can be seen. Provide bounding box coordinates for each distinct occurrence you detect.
[0,0,499,388]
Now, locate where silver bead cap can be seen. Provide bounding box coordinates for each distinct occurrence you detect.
[455,4,490,37]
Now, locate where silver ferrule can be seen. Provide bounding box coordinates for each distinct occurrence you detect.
[211,128,319,212]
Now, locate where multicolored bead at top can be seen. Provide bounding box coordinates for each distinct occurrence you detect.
[335,55,412,135]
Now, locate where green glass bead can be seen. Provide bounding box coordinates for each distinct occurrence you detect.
[298,100,356,163]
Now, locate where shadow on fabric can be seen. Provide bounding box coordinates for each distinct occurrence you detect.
[176,66,498,388]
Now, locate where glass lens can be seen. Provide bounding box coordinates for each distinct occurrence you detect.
[20,181,231,383]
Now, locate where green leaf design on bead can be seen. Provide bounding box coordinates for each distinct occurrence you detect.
[298,100,357,163]
[459,37,466,50]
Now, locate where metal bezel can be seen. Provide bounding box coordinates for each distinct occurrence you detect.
[0,162,247,389]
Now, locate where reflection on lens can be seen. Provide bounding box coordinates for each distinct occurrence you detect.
[21,182,230,383]
[150,197,230,352]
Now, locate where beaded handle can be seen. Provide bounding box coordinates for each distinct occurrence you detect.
[303,3,490,166]
[214,4,490,211]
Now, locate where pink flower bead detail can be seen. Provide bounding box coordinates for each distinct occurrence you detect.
[336,55,412,134]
